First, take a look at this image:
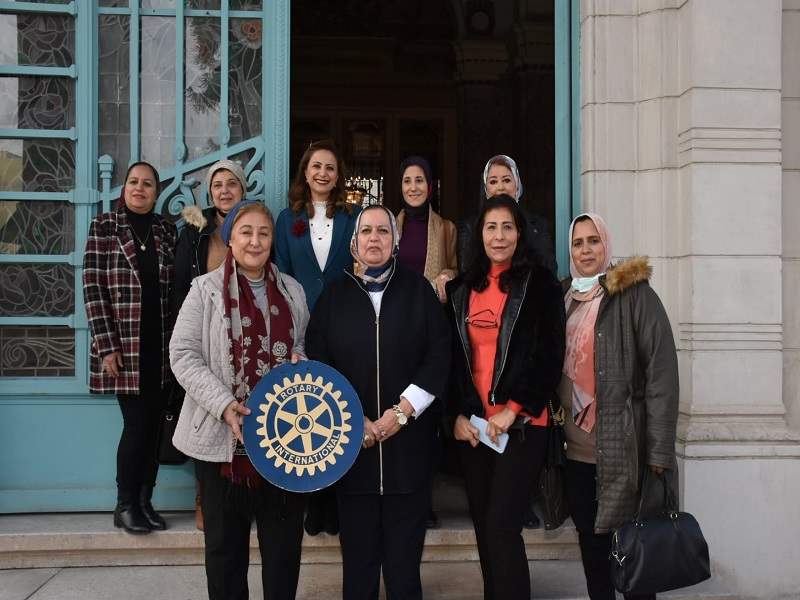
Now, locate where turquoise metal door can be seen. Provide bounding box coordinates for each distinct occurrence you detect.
[0,0,289,512]
[0,0,576,513]
[554,0,581,277]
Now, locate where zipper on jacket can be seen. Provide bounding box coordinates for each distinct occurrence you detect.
[194,231,209,276]
[488,273,530,405]
[375,312,383,495]
[346,269,396,496]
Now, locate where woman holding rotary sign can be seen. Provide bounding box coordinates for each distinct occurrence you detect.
[170,200,309,600]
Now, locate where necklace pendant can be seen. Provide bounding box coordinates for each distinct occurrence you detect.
[140,244,146,251]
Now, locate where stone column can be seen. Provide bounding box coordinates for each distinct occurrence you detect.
[581,1,800,597]
[782,1,800,432]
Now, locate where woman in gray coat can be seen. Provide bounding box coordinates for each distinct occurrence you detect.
[561,213,679,600]
[170,200,309,600]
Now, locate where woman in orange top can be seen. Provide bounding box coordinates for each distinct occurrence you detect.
[446,194,565,600]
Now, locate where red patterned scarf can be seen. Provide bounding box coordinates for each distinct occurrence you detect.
[221,250,293,487]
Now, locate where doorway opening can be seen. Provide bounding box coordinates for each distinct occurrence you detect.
[289,1,556,230]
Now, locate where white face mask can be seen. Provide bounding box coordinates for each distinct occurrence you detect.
[571,274,603,293]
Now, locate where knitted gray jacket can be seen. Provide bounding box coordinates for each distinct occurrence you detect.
[170,262,308,463]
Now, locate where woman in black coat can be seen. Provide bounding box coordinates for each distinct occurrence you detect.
[447,195,565,600]
[306,205,451,600]
[172,159,247,313]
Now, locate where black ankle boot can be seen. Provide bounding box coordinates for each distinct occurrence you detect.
[139,485,167,531]
[114,490,151,534]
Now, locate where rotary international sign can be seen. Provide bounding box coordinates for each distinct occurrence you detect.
[242,360,364,493]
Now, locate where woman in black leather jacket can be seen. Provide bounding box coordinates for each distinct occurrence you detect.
[447,195,565,600]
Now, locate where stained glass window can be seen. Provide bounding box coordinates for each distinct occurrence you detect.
[185,17,221,162]
[0,264,74,317]
[0,326,75,377]
[0,77,75,130]
[0,5,77,380]
[0,201,74,255]
[0,139,75,193]
[0,13,75,68]
[229,16,263,145]
[98,14,130,188]
[140,17,177,171]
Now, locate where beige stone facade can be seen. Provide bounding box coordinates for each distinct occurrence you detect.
[581,1,800,598]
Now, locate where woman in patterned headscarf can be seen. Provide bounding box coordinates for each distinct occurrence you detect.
[306,204,451,600]
[561,213,679,600]
[170,200,309,600]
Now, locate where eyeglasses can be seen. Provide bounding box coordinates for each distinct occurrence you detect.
[466,308,498,329]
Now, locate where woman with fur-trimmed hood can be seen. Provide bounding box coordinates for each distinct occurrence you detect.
[172,160,248,314]
[561,213,678,600]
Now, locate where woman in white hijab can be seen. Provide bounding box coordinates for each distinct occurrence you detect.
[306,205,451,600]
[457,154,556,274]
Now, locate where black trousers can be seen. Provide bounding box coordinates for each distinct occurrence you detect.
[337,485,430,600]
[565,459,656,600]
[196,460,305,600]
[116,389,165,493]
[458,424,547,600]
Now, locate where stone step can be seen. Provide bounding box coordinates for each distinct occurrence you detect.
[0,512,579,569]
[0,512,737,599]
[0,563,739,600]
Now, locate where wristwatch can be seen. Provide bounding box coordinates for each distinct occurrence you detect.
[392,404,408,426]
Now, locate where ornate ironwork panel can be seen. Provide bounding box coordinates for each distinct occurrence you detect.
[96,0,279,220]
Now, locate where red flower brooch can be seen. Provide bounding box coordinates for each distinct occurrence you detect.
[292,219,307,237]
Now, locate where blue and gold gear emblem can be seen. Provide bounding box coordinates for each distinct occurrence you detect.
[243,360,364,492]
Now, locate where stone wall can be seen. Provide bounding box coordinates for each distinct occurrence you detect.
[782,0,800,432]
[581,1,800,598]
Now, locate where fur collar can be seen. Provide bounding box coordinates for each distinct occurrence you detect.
[603,256,651,296]
[182,205,207,231]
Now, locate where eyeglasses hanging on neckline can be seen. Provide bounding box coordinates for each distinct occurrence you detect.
[465,308,499,329]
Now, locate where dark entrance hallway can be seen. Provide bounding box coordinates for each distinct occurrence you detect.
[290,0,556,229]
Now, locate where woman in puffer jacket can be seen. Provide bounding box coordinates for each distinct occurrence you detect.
[170,201,309,600]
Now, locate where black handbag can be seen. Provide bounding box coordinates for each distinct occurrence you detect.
[610,471,710,595]
[157,384,188,466]
[538,397,569,530]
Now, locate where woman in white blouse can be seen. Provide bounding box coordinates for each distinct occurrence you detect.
[274,139,361,535]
